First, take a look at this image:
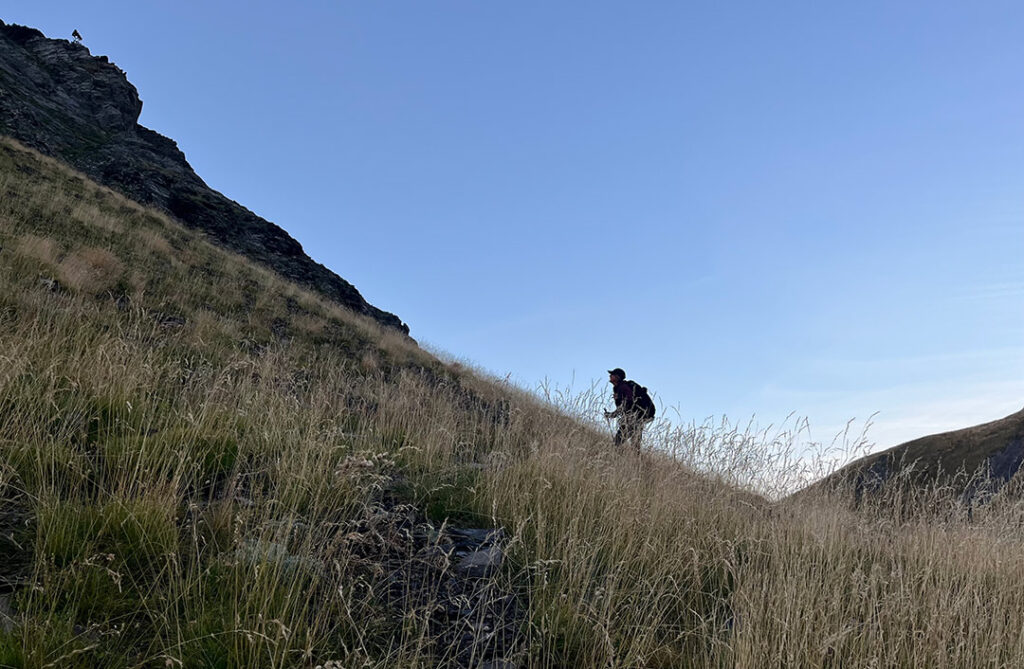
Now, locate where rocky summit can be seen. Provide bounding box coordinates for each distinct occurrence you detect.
[0,20,407,333]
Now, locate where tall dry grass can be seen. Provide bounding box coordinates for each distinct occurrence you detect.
[1,136,1024,668]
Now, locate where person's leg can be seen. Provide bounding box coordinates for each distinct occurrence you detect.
[632,423,643,453]
[618,417,639,452]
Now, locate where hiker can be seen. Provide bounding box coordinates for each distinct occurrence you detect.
[603,368,655,452]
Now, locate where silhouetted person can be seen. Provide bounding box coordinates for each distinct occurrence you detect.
[71,29,82,43]
[604,368,655,453]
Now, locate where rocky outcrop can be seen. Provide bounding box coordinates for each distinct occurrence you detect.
[0,21,408,333]
[340,505,523,666]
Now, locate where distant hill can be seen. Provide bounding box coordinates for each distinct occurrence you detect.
[0,20,407,333]
[812,408,1024,502]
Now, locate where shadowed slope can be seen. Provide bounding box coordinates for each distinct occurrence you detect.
[810,408,1024,502]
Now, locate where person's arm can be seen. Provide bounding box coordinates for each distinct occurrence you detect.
[604,383,631,418]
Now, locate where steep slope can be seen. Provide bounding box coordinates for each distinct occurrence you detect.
[0,136,741,667]
[0,20,407,333]
[0,136,521,666]
[4,137,1024,669]
[5,21,1024,667]
[812,408,1024,502]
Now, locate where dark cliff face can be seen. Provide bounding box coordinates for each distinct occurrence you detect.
[0,21,408,334]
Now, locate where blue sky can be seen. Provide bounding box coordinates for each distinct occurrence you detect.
[9,2,1024,451]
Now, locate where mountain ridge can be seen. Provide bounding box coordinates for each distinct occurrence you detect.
[0,19,408,334]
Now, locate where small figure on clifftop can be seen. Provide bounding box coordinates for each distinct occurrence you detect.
[71,29,82,43]
[603,367,656,452]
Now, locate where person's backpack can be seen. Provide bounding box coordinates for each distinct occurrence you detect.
[627,380,656,420]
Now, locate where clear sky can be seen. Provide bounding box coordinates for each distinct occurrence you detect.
[8,2,1024,453]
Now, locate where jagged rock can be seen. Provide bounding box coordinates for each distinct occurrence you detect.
[448,527,503,546]
[0,20,408,334]
[456,546,504,579]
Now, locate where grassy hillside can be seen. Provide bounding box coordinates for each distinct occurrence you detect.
[2,136,1024,668]
[812,408,1024,505]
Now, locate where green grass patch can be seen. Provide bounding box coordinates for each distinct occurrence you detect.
[36,496,177,572]
[393,466,488,525]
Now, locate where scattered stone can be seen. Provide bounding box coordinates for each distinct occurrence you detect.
[448,527,503,546]
[414,544,451,569]
[0,594,14,633]
[234,540,322,574]
[338,502,524,667]
[154,312,186,329]
[457,546,504,579]
[480,661,519,669]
